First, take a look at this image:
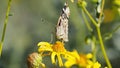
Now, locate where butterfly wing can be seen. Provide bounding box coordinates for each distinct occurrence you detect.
[56,2,70,42]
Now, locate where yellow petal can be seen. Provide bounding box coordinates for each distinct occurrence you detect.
[64,58,76,67]
[37,42,53,52]
[64,50,80,67]
[38,42,51,46]
[70,50,80,60]
[51,52,56,64]
[86,60,93,68]
[86,53,93,59]
[93,62,101,68]
[87,60,93,65]
[38,46,53,52]
[57,54,63,67]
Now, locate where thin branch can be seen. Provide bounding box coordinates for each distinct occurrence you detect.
[82,9,93,32]
[0,0,12,56]
[82,6,98,27]
[96,0,112,67]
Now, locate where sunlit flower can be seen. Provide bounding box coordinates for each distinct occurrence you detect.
[65,50,101,68]
[113,0,120,6]
[38,41,68,67]
[86,61,101,68]
[71,0,74,3]
[118,8,120,15]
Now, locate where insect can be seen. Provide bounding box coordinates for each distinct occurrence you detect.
[95,0,104,22]
[56,2,70,42]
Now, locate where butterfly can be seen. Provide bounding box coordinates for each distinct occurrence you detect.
[95,0,104,22]
[56,2,70,42]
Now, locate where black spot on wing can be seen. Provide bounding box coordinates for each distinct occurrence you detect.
[58,19,61,26]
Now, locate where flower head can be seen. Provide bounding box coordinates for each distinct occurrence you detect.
[38,41,68,67]
[71,0,74,3]
[64,50,101,68]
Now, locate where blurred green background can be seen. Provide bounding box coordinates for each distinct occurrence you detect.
[0,0,120,68]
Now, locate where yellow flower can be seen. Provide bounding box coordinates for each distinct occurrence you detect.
[64,50,80,67]
[118,8,120,15]
[113,0,120,6]
[71,0,74,3]
[38,41,67,67]
[93,62,101,68]
[87,61,101,68]
[79,53,93,67]
[64,50,101,68]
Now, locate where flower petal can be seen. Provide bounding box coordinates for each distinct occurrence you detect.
[64,58,76,67]
[38,42,50,46]
[86,53,93,59]
[38,42,53,52]
[57,54,63,67]
[93,62,101,68]
[64,51,79,67]
[51,52,56,64]
[70,50,80,60]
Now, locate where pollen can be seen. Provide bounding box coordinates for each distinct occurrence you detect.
[77,54,87,67]
[52,41,66,52]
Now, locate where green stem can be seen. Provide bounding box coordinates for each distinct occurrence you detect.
[0,0,12,56]
[92,36,96,62]
[82,6,98,27]
[97,0,112,67]
[103,25,120,41]
[81,0,112,67]
[81,9,93,32]
[111,25,120,34]
[97,26,112,68]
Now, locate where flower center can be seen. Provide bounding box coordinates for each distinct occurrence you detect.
[52,41,66,52]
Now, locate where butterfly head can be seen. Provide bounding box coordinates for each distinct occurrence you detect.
[62,2,70,18]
